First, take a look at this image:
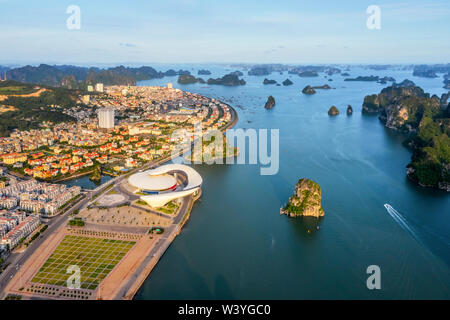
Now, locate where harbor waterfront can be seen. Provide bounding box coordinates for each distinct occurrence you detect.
[134,65,450,300]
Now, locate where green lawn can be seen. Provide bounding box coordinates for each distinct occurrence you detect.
[156,201,179,215]
[31,235,135,290]
[136,200,179,215]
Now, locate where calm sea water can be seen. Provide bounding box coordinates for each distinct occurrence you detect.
[131,65,447,299]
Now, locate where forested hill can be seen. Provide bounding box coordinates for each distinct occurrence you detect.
[0,80,81,136]
[4,64,169,88]
[362,81,450,191]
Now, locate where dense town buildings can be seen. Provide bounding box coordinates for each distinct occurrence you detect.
[0,214,40,248]
[0,86,232,182]
[0,179,81,216]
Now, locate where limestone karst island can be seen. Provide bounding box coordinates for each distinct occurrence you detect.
[281,179,325,218]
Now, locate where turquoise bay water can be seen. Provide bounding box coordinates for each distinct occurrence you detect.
[131,66,449,299]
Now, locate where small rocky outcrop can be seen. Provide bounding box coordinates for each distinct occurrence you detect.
[347,105,353,115]
[328,106,339,116]
[302,85,316,95]
[281,178,324,218]
[282,79,293,86]
[197,69,211,75]
[298,71,319,77]
[263,78,277,85]
[264,96,276,109]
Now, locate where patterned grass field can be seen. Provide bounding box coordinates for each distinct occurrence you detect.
[31,235,135,290]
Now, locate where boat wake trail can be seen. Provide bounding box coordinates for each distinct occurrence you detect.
[384,204,422,244]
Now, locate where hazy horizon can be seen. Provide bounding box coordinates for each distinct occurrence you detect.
[1,62,449,69]
[1,0,449,65]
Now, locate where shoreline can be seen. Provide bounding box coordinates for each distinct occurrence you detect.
[120,102,238,300]
[1,95,239,301]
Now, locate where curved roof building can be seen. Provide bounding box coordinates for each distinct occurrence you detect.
[128,173,177,192]
[127,164,202,208]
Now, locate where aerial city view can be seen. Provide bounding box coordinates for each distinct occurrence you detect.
[0,0,449,310]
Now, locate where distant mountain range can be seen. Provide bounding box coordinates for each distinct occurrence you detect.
[2,63,450,89]
[413,64,450,78]
[1,64,195,88]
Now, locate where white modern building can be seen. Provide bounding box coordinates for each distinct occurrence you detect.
[95,83,104,93]
[127,164,202,208]
[98,108,115,129]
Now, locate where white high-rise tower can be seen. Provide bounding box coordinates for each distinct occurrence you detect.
[98,108,115,129]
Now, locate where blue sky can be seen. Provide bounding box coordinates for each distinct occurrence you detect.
[0,0,449,65]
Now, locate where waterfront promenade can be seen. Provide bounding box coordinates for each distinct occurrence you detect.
[0,99,238,300]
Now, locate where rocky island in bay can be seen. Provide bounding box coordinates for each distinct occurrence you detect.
[263,78,277,85]
[298,71,319,77]
[413,69,438,78]
[344,75,380,82]
[197,69,212,75]
[264,96,276,109]
[187,133,239,163]
[281,178,324,218]
[328,106,339,116]
[377,76,396,84]
[207,73,246,86]
[444,77,450,90]
[282,79,293,86]
[165,69,191,77]
[248,66,271,76]
[302,85,316,95]
[177,74,205,84]
[347,105,353,115]
[361,80,450,191]
[302,84,332,95]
